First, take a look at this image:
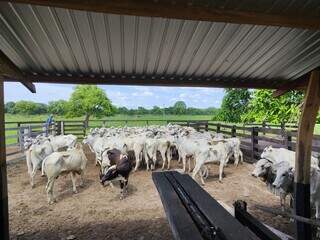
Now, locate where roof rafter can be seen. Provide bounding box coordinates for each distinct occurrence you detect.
[0,50,36,93]
[5,0,320,30]
[5,73,296,90]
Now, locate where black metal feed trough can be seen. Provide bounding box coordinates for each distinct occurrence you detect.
[152,171,282,240]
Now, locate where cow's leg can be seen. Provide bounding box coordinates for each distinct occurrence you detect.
[120,181,125,200]
[134,151,141,171]
[166,149,171,170]
[234,151,240,167]
[224,153,232,167]
[79,171,84,187]
[151,151,157,170]
[161,150,167,170]
[145,151,150,171]
[192,163,204,185]
[182,156,186,172]
[71,172,77,194]
[188,157,192,172]
[124,179,129,197]
[30,165,38,188]
[46,178,56,204]
[219,160,225,182]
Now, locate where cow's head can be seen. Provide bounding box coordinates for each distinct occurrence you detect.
[272,162,292,189]
[100,165,117,185]
[251,159,272,178]
[261,145,274,160]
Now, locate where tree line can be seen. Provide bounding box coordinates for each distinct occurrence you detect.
[5,85,218,120]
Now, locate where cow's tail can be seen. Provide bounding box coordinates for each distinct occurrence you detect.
[26,149,33,176]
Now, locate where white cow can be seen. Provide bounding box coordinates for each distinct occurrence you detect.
[25,140,54,187]
[42,144,87,204]
[123,136,146,171]
[217,138,243,166]
[261,146,319,168]
[47,134,77,151]
[273,165,320,218]
[83,133,105,165]
[144,138,171,170]
[192,142,228,185]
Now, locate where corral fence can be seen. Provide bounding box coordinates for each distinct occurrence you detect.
[5,119,319,163]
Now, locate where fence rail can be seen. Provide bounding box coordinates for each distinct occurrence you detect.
[5,119,319,163]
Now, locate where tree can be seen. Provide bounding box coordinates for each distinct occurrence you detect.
[241,90,303,123]
[217,89,251,122]
[12,101,48,115]
[173,101,187,114]
[48,100,68,115]
[67,85,114,122]
[5,101,15,114]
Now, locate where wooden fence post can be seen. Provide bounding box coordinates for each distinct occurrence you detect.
[205,122,208,132]
[83,121,86,137]
[262,121,266,135]
[251,127,258,162]
[217,123,221,133]
[231,125,236,137]
[17,122,20,144]
[286,132,292,151]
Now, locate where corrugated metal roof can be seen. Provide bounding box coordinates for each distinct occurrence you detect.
[0,2,320,87]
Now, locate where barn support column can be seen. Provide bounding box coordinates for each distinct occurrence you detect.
[295,69,320,240]
[0,80,8,240]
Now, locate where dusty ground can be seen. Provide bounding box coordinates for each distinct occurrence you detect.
[7,148,294,240]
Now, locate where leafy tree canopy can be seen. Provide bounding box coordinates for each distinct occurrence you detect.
[216,89,251,122]
[12,101,47,115]
[241,90,303,124]
[5,101,15,114]
[48,100,68,115]
[67,85,114,121]
[173,101,187,114]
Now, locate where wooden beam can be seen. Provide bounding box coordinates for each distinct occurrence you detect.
[21,82,36,93]
[0,81,9,240]
[5,0,320,30]
[0,50,36,93]
[294,69,320,240]
[272,75,309,98]
[8,73,287,89]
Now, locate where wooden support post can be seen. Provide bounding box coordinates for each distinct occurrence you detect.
[295,69,320,240]
[251,127,258,162]
[205,122,208,132]
[0,81,9,240]
[217,123,221,133]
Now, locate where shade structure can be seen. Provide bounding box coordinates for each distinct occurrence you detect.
[0,1,320,89]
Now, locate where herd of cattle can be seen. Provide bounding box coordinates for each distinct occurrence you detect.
[252,146,320,219]
[22,123,320,219]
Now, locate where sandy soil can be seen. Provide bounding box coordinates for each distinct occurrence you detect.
[7,148,294,240]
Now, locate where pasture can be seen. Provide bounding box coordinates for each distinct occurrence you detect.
[8,146,293,240]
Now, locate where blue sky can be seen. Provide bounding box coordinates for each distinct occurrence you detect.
[4,82,224,109]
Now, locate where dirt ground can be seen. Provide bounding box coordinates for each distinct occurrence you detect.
[7,148,295,240]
